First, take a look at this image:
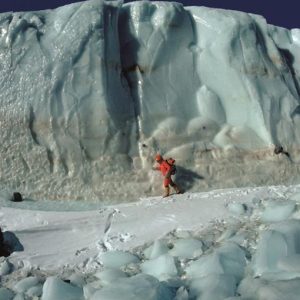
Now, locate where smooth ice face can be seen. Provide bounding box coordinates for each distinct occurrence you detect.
[90,273,175,300]
[14,276,40,294]
[98,250,140,269]
[0,288,14,300]
[168,238,203,259]
[189,274,237,300]
[140,254,178,280]
[0,260,11,276]
[41,277,84,300]
[185,242,246,282]
[260,200,296,222]
[143,239,170,260]
[252,220,300,280]
[94,269,127,286]
[0,0,300,200]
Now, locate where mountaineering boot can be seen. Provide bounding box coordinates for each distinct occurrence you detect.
[173,184,182,194]
[163,186,170,198]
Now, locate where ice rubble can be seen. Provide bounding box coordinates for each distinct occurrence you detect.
[1,186,300,299]
[0,0,300,200]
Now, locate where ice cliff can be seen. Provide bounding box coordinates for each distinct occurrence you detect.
[0,0,300,201]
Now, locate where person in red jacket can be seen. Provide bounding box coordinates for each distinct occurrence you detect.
[153,154,181,197]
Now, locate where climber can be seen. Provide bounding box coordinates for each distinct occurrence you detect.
[153,154,182,197]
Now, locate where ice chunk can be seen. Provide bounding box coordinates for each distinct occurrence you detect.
[260,201,296,222]
[94,269,127,286]
[141,254,178,280]
[99,250,140,269]
[227,203,247,216]
[12,294,26,300]
[41,276,83,300]
[0,288,14,300]
[26,285,43,297]
[143,239,169,260]
[253,229,288,276]
[14,276,40,293]
[277,254,300,272]
[0,260,12,276]
[90,273,175,300]
[238,276,300,300]
[69,273,85,287]
[216,228,237,243]
[83,283,99,300]
[252,220,300,279]
[290,192,300,202]
[189,274,236,300]
[174,286,189,300]
[169,238,203,259]
[186,242,246,281]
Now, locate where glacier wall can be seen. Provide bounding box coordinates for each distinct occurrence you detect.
[0,0,300,201]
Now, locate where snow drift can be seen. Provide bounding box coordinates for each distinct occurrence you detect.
[0,0,300,201]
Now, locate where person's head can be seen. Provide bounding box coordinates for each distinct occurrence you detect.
[155,154,163,163]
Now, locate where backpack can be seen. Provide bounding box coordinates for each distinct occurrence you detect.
[166,158,176,175]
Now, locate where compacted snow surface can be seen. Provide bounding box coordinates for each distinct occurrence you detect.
[1,185,300,300]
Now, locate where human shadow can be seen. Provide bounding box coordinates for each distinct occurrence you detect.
[175,166,204,192]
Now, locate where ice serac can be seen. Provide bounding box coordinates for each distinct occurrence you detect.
[0,0,136,200]
[0,0,300,201]
[119,2,199,159]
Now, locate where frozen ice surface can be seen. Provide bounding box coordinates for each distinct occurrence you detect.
[98,250,140,269]
[0,0,300,201]
[260,201,296,222]
[26,285,43,297]
[141,254,178,280]
[189,274,236,300]
[143,239,170,260]
[68,273,86,287]
[169,238,203,259]
[227,203,248,216]
[13,294,26,300]
[14,276,40,293]
[186,242,246,281]
[253,220,300,279]
[90,273,175,300]
[0,288,14,300]
[41,276,84,300]
[238,276,300,300]
[94,268,127,286]
[0,260,11,276]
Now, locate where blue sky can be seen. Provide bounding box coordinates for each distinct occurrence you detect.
[0,0,298,29]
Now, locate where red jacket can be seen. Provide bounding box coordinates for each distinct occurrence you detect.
[157,160,172,177]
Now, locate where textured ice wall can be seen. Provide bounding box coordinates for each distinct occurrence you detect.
[0,0,137,200]
[0,0,300,200]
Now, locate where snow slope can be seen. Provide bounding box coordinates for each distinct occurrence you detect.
[1,185,300,299]
[0,0,300,201]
